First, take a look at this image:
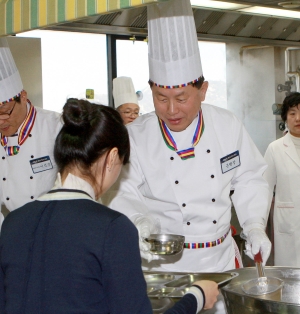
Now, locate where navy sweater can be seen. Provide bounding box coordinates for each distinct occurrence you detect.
[0,196,197,314]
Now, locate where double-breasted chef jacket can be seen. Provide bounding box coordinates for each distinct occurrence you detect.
[264,132,300,266]
[0,106,62,212]
[102,103,269,272]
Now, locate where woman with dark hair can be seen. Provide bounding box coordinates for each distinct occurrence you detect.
[0,98,218,314]
[264,92,300,266]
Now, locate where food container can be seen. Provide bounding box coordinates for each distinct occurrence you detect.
[144,271,239,313]
[145,234,185,255]
[221,267,300,314]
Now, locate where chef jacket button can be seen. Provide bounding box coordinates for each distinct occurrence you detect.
[213,220,217,224]
[182,203,186,207]
[187,222,190,225]
[6,197,9,200]
[175,180,179,184]
[31,155,34,158]
[30,176,33,179]
[2,178,6,181]
[29,134,32,137]
[207,149,211,153]
[2,156,5,160]
[30,196,34,199]
[170,157,174,160]
[211,175,214,178]
[212,198,215,202]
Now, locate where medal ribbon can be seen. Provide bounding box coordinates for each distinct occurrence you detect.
[1,101,37,156]
[158,111,205,160]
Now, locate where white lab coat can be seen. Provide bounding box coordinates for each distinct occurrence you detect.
[102,103,269,272]
[0,107,62,212]
[264,132,300,266]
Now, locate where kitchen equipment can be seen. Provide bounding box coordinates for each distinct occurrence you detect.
[239,232,283,296]
[144,234,185,255]
[221,267,300,314]
[144,271,239,313]
[241,252,283,298]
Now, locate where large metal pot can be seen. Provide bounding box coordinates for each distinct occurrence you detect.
[221,266,300,313]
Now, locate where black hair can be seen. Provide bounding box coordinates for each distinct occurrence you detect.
[54,98,130,192]
[281,92,300,122]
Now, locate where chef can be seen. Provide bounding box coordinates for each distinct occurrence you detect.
[102,0,271,274]
[112,76,140,125]
[0,37,62,225]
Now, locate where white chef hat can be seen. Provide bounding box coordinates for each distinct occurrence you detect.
[113,76,139,109]
[147,0,203,88]
[0,37,23,105]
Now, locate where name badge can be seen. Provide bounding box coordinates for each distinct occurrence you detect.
[30,156,53,174]
[220,150,240,174]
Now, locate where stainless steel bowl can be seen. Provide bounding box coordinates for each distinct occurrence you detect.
[145,234,185,255]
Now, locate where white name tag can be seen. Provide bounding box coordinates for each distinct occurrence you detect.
[220,150,240,174]
[30,156,53,174]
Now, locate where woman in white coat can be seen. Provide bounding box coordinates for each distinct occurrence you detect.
[264,92,300,266]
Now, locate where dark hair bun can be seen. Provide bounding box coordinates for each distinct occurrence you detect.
[62,98,91,132]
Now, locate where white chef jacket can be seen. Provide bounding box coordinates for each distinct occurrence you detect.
[102,103,269,272]
[264,132,300,266]
[0,106,62,212]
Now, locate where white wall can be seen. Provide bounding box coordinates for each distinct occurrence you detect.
[226,43,286,155]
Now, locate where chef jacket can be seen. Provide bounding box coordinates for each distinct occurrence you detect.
[264,132,300,266]
[0,106,62,212]
[102,103,269,272]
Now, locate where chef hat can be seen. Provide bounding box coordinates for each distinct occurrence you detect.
[113,76,139,109]
[147,0,203,88]
[0,37,23,105]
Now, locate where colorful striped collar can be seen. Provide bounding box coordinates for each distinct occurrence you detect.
[158,111,205,160]
[0,100,37,156]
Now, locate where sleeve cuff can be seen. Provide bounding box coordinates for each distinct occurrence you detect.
[185,285,205,313]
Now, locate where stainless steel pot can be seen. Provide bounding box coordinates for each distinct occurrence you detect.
[221,267,300,314]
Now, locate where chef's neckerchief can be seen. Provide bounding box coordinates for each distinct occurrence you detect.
[158,110,204,160]
[0,100,36,156]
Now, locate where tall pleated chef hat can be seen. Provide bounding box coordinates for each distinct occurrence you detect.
[147,0,202,88]
[113,76,139,109]
[0,37,23,105]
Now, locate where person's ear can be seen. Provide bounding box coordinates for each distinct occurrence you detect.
[199,81,208,102]
[106,147,119,171]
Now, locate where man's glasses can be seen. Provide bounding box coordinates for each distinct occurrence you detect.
[119,110,141,116]
[0,101,16,117]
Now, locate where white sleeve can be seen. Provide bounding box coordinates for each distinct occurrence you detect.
[263,144,277,215]
[230,121,270,228]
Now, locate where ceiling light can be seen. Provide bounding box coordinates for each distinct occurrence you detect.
[238,6,300,19]
[191,0,249,10]
[278,1,300,9]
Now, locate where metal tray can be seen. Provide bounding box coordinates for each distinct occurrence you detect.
[144,271,239,299]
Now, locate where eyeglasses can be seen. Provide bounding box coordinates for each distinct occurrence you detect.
[0,101,16,117]
[120,111,141,116]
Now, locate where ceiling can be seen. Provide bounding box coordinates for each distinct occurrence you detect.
[44,0,300,46]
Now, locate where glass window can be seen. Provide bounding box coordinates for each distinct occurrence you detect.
[116,39,227,113]
[116,39,153,115]
[199,41,227,109]
[17,30,108,113]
